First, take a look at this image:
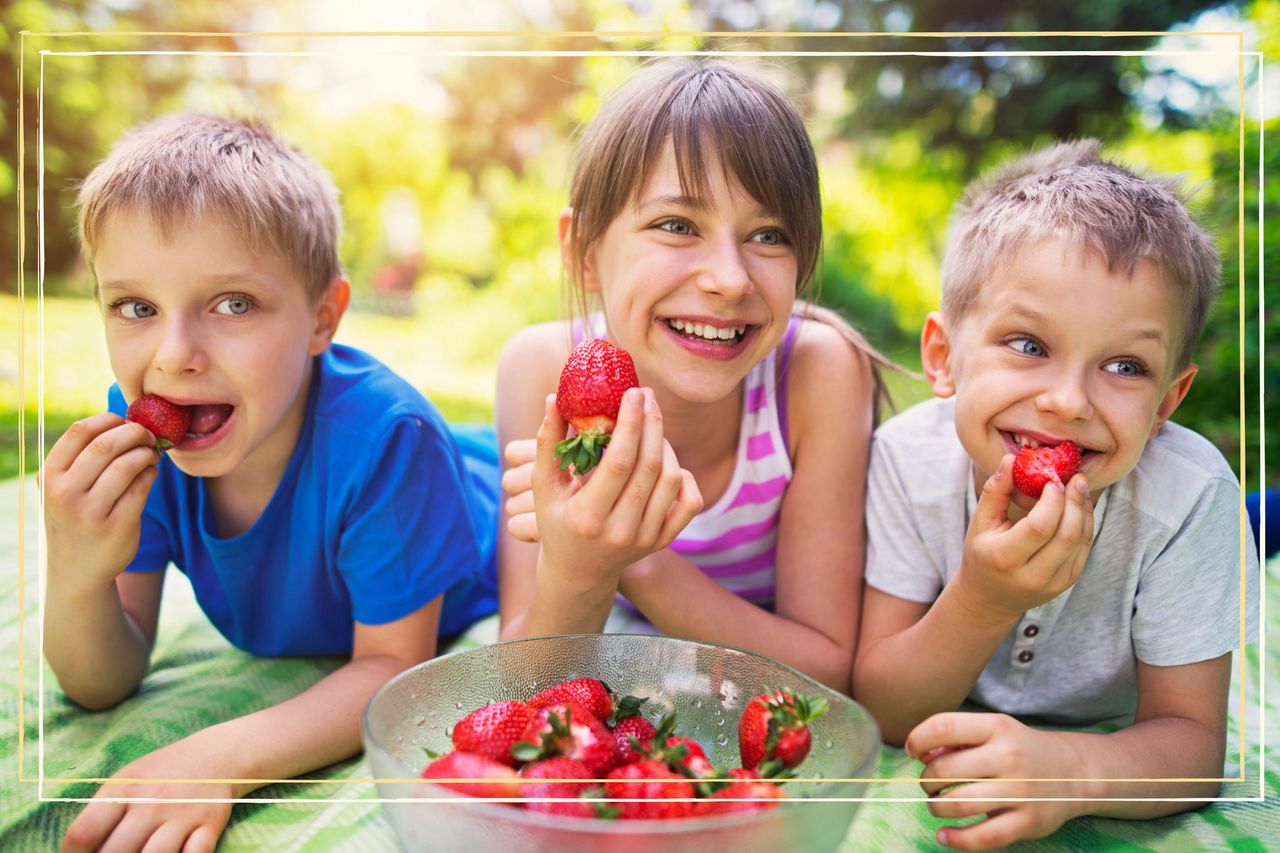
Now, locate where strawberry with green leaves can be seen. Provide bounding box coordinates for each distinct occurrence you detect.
[451,700,539,767]
[125,394,192,452]
[528,677,617,723]
[554,338,639,475]
[603,759,695,819]
[511,701,620,777]
[519,757,618,818]
[738,687,829,773]
[1012,440,1081,498]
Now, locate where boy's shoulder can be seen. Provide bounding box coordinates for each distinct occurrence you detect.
[311,343,447,443]
[870,397,972,504]
[874,396,964,456]
[1114,420,1241,530]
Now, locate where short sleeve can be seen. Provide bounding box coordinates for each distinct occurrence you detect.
[864,436,946,603]
[107,384,171,573]
[1132,474,1261,666]
[338,416,485,626]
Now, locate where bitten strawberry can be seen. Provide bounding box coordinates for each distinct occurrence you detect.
[604,760,695,819]
[554,338,639,475]
[125,394,192,451]
[738,688,829,773]
[519,757,617,818]
[529,678,615,724]
[451,700,539,767]
[511,701,620,776]
[421,751,520,798]
[1011,440,1081,498]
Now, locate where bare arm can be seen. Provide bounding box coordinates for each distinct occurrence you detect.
[620,324,873,689]
[908,654,1231,851]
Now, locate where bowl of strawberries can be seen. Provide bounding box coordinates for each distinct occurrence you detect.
[362,634,879,853]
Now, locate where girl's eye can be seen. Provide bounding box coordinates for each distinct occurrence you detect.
[1006,336,1046,357]
[657,219,694,236]
[1104,359,1147,377]
[112,299,156,320]
[214,295,254,316]
[751,228,788,246]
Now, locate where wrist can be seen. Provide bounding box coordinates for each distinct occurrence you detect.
[944,572,1024,630]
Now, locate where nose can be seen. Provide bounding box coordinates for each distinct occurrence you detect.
[1034,364,1093,421]
[694,233,753,300]
[153,316,206,376]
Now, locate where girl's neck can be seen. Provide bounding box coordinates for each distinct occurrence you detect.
[648,380,743,474]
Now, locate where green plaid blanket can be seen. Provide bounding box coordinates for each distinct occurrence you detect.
[3,474,1275,851]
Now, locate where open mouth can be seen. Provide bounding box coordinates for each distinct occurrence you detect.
[1004,431,1099,462]
[186,404,234,439]
[664,318,750,346]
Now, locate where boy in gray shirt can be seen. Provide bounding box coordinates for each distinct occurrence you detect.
[853,140,1259,850]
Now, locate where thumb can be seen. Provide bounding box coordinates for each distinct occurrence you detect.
[972,454,1015,529]
[532,393,571,496]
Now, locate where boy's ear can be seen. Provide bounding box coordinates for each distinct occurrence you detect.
[1149,362,1198,439]
[920,311,957,398]
[308,277,350,356]
[558,205,600,293]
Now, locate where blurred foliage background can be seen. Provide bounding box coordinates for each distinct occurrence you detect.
[2,0,1274,492]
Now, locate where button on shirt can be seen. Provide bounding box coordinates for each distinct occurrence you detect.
[865,397,1260,725]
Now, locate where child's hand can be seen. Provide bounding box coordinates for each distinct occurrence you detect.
[531,388,702,580]
[61,740,235,853]
[42,413,161,593]
[906,712,1088,851]
[501,437,539,542]
[956,453,1094,620]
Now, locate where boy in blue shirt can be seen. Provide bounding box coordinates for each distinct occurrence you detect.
[43,113,496,851]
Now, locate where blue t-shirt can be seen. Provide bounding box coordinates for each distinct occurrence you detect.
[108,344,498,657]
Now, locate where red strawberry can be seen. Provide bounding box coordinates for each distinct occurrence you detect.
[738,688,829,772]
[125,394,192,451]
[519,757,617,818]
[604,759,694,819]
[634,712,712,777]
[611,716,657,766]
[511,701,620,776]
[1012,441,1081,498]
[529,678,614,723]
[421,751,520,798]
[554,338,639,475]
[451,700,538,767]
[701,778,786,814]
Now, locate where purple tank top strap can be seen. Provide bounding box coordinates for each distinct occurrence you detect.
[776,314,801,454]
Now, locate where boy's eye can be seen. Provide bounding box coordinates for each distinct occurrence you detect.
[1104,359,1147,377]
[656,219,694,236]
[112,299,156,320]
[1006,336,1046,357]
[751,228,789,246]
[214,295,254,316]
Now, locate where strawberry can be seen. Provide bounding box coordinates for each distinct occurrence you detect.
[519,757,618,818]
[529,678,615,723]
[554,338,639,475]
[611,715,657,766]
[421,751,520,798]
[451,700,538,767]
[701,777,786,814]
[738,688,829,772]
[604,759,694,819]
[510,701,620,776]
[125,394,192,451]
[634,712,712,777]
[1011,440,1081,498]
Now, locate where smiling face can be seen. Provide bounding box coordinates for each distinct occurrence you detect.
[573,141,799,404]
[922,238,1197,509]
[94,207,342,482]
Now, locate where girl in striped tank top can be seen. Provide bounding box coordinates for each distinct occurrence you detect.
[495,59,895,691]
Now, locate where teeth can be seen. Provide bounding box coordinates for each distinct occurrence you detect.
[668,319,748,342]
[1014,434,1042,449]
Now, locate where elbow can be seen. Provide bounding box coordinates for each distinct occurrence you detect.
[63,683,137,713]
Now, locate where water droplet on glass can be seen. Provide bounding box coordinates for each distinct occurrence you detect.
[455,701,464,711]
[415,718,427,727]
[693,700,703,709]
[715,734,729,747]
[445,726,453,738]
[717,718,726,727]
[824,739,833,749]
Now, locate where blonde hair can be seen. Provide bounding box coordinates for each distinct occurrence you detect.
[565,58,899,414]
[77,112,343,302]
[941,139,1220,369]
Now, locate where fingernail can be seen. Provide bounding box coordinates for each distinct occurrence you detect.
[937,829,950,847]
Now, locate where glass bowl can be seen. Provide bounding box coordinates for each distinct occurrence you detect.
[362,634,880,853]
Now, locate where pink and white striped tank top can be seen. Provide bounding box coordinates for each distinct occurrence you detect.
[576,314,800,614]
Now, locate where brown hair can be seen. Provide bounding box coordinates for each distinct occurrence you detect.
[942,138,1220,370]
[565,58,900,413]
[77,112,343,302]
